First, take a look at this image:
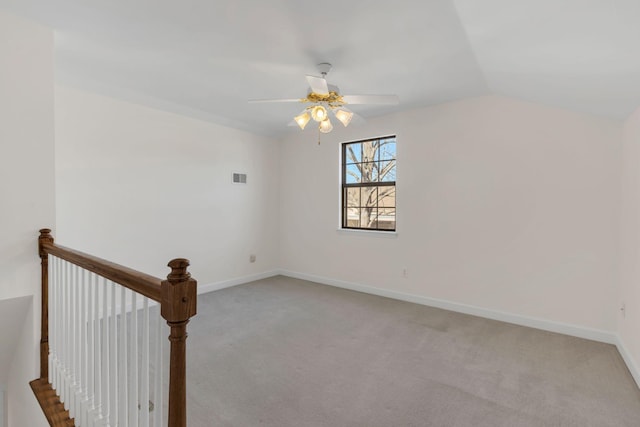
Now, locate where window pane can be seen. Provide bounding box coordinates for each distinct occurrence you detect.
[379,140,396,160]
[345,208,360,227]
[379,160,396,182]
[361,208,377,229]
[345,143,362,163]
[378,208,396,230]
[345,164,361,184]
[360,162,377,183]
[345,187,360,207]
[360,187,377,208]
[379,186,395,208]
[361,140,379,162]
[372,161,381,182]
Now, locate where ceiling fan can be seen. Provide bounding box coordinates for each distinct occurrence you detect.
[249,63,399,136]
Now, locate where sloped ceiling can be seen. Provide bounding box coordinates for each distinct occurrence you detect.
[1,0,639,136]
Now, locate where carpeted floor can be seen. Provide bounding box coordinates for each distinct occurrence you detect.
[185,276,640,426]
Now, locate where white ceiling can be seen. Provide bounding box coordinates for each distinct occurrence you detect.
[1,0,639,136]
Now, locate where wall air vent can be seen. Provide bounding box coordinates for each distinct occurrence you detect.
[232,173,247,184]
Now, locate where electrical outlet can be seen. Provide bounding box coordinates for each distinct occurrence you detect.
[249,254,256,263]
[402,268,408,278]
[621,303,626,318]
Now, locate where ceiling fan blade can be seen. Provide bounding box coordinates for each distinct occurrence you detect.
[306,75,329,95]
[342,95,399,105]
[248,98,302,103]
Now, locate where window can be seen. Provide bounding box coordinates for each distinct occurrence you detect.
[342,136,396,231]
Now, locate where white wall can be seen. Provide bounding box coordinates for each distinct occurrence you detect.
[0,386,5,427]
[279,95,621,333]
[0,297,33,384]
[0,384,7,427]
[55,85,280,285]
[7,301,39,427]
[619,106,640,382]
[0,9,54,427]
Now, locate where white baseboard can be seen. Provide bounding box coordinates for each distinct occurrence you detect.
[277,269,617,345]
[198,270,279,295]
[614,334,640,388]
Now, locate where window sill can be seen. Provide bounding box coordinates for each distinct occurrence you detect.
[336,228,398,238]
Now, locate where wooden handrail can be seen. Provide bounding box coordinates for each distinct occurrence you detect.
[39,230,162,302]
[35,228,197,427]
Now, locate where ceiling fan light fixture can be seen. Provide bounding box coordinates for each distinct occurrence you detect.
[294,112,311,130]
[319,118,333,133]
[334,109,353,127]
[311,105,328,122]
[249,64,398,140]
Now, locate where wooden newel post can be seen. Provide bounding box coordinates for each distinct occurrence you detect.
[38,228,54,380]
[161,258,197,427]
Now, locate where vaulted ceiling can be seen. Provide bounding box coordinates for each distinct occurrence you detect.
[2,0,639,136]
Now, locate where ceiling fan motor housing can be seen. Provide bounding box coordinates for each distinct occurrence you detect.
[317,62,332,76]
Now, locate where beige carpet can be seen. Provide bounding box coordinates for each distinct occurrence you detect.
[185,276,640,426]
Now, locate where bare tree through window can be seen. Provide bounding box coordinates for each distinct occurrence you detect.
[342,136,396,231]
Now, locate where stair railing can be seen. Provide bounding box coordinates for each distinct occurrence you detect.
[31,228,197,427]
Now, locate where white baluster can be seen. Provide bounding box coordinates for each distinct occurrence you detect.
[69,264,76,419]
[53,257,59,392]
[129,292,139,427]
[101,278,110,424]
[61,260,69,406]
[55,257,62,396]
[94,272,102,424]
[110,280,118,424]
[87,272,95,424]
[68,261,74,409]
[153,306,163,427]
[49,256,56,388]
[140,298,150,427]
[77,266,84,418]
[48,255,54,385]
[73,266,81,422]
[118,287,128,427]
[71,264,80,419]
[79,268,88,427]
[59,260,65,405]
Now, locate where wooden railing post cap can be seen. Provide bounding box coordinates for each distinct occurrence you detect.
[38,228,54,258]
[39,228,54,242]
[161,258,197,322]
[167,258,191,282]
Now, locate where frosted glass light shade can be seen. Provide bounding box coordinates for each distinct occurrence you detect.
[294,112,311,129]
[319,118,333,133]
[334,109,353,127]
[311,105,328,122]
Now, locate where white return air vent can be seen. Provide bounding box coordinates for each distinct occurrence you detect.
[232,172,247,184]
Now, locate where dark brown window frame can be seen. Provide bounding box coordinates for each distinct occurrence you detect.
[341,135,396,232]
